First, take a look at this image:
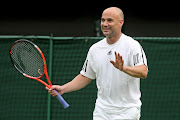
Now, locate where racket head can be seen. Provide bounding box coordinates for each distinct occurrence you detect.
[10,39,70,108]
[10,39,45,78]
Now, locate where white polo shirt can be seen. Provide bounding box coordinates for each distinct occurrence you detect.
[80,33,147,111]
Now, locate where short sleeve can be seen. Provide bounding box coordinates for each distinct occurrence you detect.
[130,41,148,67]
[80,48,96,79]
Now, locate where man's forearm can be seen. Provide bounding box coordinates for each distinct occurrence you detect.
[123,65,148,79]
[62,74,92,93]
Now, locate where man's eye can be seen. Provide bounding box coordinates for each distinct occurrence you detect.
[101,19,105,22]
[108,19,113,22]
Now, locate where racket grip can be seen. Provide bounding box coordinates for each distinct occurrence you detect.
[54,90,70,109]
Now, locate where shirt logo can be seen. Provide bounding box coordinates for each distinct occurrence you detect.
[107,50,112,55]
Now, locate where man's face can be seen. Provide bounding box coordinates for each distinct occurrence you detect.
[101,10,122,37]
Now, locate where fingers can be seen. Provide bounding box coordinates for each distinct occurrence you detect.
[46,86,57,97]
[45,86,49,90]
[50,90,57,97]
[115,51,117,60]
[114,51,123,62]
[110,51,116,65]
[110,51,124,71]
[115,51,122,60]
[49,85,57,91]
[110,60,115,65]
[117,53,122,62]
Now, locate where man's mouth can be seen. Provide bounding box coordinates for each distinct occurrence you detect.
[103,28,110,32]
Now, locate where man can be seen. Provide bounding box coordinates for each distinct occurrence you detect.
[47,7,148,120]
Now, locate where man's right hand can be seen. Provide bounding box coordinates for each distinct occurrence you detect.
[46,85,64,97]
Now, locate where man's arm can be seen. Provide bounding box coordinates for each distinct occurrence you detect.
[123,65,148,79]
[46,74,92,96]
[110,51,148,79]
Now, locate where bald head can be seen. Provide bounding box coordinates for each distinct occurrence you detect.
[101,7,124,42]
[102,7,124,21]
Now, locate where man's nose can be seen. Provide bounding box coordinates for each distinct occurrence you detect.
[103,21,108,26]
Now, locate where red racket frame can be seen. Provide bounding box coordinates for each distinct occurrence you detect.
[9,39,69,108]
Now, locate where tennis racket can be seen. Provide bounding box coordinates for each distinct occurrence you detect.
[9,39,69,109]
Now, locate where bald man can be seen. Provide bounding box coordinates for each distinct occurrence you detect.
[47,7,148,120]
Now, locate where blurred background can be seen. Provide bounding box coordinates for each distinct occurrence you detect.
[0,1,179,37]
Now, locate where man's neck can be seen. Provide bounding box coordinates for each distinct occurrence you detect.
[106,32,122,45]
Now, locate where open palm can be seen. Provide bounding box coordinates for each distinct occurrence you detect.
[110,51,124,71]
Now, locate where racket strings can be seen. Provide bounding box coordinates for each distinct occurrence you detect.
[11,41,44,77]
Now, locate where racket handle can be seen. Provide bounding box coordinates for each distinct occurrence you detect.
[54,90,70,109]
